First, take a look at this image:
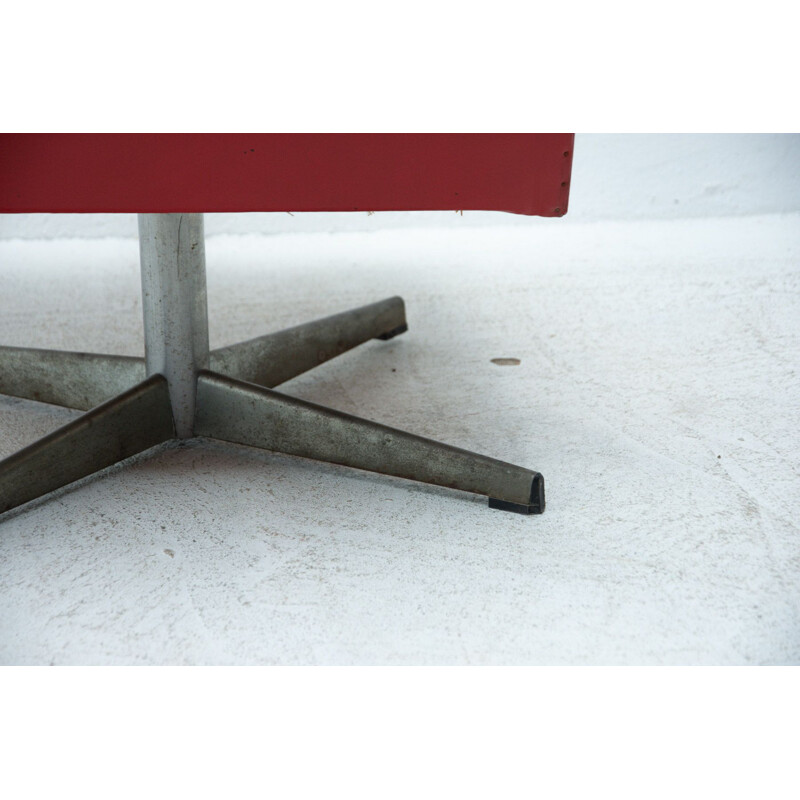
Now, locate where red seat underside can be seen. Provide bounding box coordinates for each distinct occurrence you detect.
[0,133,573,217]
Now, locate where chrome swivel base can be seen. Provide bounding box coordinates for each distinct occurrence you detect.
[0,214,544,519]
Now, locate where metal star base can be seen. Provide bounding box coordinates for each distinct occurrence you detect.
[0,214,545,518]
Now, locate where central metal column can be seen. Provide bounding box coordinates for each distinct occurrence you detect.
[138,213,209,438]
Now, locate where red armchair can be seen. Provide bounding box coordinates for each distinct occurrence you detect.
[0,134,574,517]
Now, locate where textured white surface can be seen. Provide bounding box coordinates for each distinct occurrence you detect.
[1,215,799,664]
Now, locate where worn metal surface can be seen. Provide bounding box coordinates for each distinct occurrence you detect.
[195,371,543,508]
[0,346,145,410]
[210,296,407,388]
[0,213,540,515]
[0,297,405,410]
[0,375,174,515]
[139,213,209,438]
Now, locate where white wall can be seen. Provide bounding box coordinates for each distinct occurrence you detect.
[1,134,797,239]
[570,133,800,220]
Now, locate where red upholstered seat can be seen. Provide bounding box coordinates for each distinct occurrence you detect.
[0,133,573,216]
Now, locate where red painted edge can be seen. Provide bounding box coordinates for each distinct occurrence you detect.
[0,134,574,217]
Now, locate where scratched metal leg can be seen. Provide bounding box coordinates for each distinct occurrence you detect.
[0,375,174,515]
[209,296,407,389]
[194,371,544,514]
[0,346,145,410]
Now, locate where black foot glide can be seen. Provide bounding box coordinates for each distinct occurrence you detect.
[489,473,545,515]
[375,323,409,341]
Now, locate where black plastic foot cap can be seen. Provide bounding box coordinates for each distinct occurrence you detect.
[488,473,545,515]
[376,323,408,341]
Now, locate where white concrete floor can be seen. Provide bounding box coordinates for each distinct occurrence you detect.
[1,214,798,664]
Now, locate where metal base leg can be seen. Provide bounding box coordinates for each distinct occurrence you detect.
[209,296,407,388]
[0,346,145,410]
[194,371,545,513]
[0,375,174,515]
[0,296,406,411]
